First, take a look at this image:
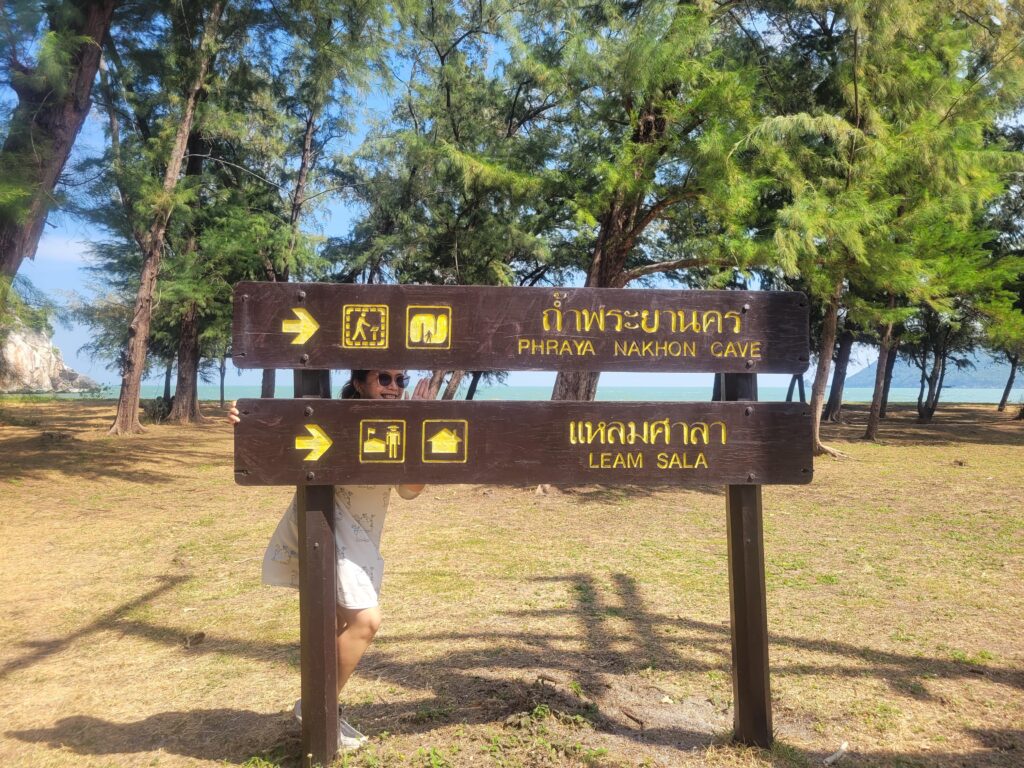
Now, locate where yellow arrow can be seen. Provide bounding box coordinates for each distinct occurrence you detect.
[281,307,320,344]
[295,424,333,461]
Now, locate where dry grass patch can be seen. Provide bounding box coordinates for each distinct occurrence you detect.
[0,399,1021,767]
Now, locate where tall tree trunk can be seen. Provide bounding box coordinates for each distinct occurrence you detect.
[465,371,483,400]
[219,353,227,408]
[864,321,894,441]
[426,369,448,399]
[108,1,224,435]
[260,368,275,398]
[915,351,928,417]
[879,338,899,418]
[163,360,173,402]
[256,66,324,398]
[553,99,672,402]
[823,328,854,422]
[168,301,203,424]
[712,373,723,401]
[0,0,118,277]
[924,354,948,423]
[167,136,205,425]
[918,348,943,423]
[998,353,1019,412]
[441,370,465,400]
[809,280,844,456]
[288,106,320,255]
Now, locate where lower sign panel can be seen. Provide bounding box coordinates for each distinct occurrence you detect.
[234,400,813,487]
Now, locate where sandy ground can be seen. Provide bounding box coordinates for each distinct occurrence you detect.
[0,399,1021,767]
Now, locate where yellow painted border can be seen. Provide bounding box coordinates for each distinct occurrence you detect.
[421,419,469,463]
[405,305,452,350]
[342,304,389,349]
[358,419,406,463]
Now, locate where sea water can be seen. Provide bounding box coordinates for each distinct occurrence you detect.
[124,383,1021,405]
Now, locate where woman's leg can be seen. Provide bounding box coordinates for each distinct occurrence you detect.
[336,605,382,694]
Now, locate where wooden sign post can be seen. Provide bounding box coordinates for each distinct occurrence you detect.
[232,283,811,762]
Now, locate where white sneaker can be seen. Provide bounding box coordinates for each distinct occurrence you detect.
[292,700,368,752]
[338,718,368,751]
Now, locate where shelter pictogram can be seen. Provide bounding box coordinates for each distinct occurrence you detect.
[422,419,468,463]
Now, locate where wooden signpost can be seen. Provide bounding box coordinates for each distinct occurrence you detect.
[232,282,812,766]
[234,400,811,486]
[232,282,809,373]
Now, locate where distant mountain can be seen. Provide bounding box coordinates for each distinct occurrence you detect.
[844,354,1016,389]
[0,321,98,394]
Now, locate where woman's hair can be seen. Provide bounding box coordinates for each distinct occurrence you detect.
[341,370,370,399]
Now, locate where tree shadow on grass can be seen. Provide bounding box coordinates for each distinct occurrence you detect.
[7,572,1022,765]
[0,576,189,682]
[822,404,1024,448]
[0,401,234,484]
[0,430,229,484]
[7,710,295,765]
[560,482,723,502]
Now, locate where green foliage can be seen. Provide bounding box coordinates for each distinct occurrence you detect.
[8,0,1024,414]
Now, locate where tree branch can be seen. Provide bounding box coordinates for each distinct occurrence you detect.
[617,257,716,287]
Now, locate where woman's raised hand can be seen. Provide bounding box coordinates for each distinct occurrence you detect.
[407,377,432,400]
[227,400,240,424]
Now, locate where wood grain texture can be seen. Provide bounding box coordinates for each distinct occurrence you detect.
[293,370,338,766]
[233,400,813,487]
[723,373,773,747]
[232,282,810,374]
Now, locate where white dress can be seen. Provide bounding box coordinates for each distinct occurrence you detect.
[262,485,415,609]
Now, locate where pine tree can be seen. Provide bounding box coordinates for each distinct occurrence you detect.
[743,1,1024,452]
[0,0,118,279]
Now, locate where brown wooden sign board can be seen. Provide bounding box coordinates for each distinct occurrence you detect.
[232,282,810,374]
[233,399,812,487]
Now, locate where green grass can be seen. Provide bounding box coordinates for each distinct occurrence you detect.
[1,401,1022,768]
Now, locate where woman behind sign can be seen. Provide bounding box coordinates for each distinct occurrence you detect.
[229,369,430,750]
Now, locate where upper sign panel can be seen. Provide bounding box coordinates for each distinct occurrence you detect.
[232,283,810,373]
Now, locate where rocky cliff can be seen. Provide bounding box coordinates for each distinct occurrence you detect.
[0,323,99,394]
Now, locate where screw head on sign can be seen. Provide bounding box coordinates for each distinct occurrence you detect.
[300,353,309,364]
[241,294,249,302]
[745,359,754,369]
[304,406,314,416]
[306,471,315,481]
[742,303,750,312]
[747,472,756,482]
[744,406,753,416]
[297,290,306,301]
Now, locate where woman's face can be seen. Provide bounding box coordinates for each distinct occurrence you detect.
[355,370,408,400]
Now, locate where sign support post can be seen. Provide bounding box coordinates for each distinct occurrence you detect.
[294,369,338,766]
[723,372,772,747]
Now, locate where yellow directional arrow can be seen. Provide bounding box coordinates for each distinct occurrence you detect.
[295,424,333,461]
[281,307,320,344]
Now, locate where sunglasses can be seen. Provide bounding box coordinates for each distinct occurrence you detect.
[375,372,410,389]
